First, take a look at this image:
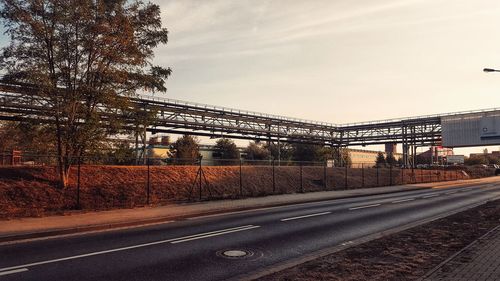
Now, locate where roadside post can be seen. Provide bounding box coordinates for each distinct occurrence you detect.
[146,158,150,205]
[300,162,303,193]
[401,166,404,185]
[324,160,327,190]
[345,164,348,189]
[361,163,364,188]
[199,159,202,200]
[239,159,243,197]
[389,165,393,186]
[272,159,276,193]
[77,156,81,209]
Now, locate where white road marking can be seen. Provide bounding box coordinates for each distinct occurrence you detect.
[422,194,440,199]
[0,225,260,272]
[170,225,260,243]
[391,198,415,204]
[349,204,381,210]
[0,268,28,276]
[445,191,458,195]
[280,212,332,222]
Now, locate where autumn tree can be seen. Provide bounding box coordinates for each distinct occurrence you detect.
[386,152,397,166]
[243,142,270,160]
[375,152,386,167]
[172,135,200,161]
[0,0,171,187]
[291,143,321,162]
[263,142,292,162]
[0,121,54,155]
[214,138,240,160]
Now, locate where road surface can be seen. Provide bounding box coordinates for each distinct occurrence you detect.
[1,181,500,281]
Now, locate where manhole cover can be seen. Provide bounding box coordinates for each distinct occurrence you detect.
[216,249,255,259]
[223,250,248,257]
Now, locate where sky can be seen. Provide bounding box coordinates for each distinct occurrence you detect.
[2,0,500,155]
[151,0,500,155]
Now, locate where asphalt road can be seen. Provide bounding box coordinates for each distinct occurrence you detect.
[1,182,500,281]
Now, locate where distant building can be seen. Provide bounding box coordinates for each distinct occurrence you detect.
[417,146,454,164]
[469,150,500,159]
[144,136,402,166]
[348,148,403,167]
[385,143,397,154]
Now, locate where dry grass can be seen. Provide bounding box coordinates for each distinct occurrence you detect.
[0,165,477,218]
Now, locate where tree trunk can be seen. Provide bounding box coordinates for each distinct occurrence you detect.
[59,163,71,189]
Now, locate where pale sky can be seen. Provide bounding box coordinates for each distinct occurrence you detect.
[2,0,500,154]
[152,0,500,154]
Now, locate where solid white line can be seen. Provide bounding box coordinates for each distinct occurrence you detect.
[349,204,381,210]
[422,194,439,199]
[391,198,415,204]
[0,225,259,272]
[0,268,28,276]
[170,225,260,243]
[280,212,332,222]
[167,225,256,242]
[445,191,458,195]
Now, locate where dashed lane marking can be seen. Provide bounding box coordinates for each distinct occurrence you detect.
[348,204,381,211]
[280,212,332,222]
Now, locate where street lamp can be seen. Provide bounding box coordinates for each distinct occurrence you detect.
[484,68,500,73]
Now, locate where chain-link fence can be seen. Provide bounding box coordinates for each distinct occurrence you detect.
[0,152,487,217]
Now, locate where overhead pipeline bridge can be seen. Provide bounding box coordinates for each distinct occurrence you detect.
[1,80,500,164]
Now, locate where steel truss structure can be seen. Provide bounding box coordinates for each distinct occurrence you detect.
[1,80,500,166]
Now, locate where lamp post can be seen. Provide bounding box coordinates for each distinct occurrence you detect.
[484,68,500,73]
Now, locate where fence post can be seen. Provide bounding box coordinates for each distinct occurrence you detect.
[401,166,404,185]
[345,164,348,189]
[272,159,276,193]
[324,160,327,190]
[376,165,379,186]
[361,163,364,188]
[239,159,243,197]
[199,159,202,200]
[300,162,303,193]
[77,156,81,209]
[146,158,150,205]
[389,165,393,186]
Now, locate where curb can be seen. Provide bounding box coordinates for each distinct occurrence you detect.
[0,186,432,244]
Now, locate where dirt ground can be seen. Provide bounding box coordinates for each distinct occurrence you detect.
[258,200,500,281]
[0,165,487,218]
